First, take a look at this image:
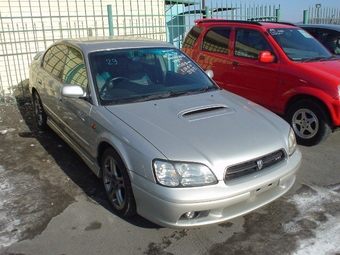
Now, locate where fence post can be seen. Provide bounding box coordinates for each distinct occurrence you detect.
[205,6,211,18]
[107,5,114,36]
[276,8,281,22]
[303,10,309,24]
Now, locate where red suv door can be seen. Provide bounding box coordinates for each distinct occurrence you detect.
[222,28,280,111]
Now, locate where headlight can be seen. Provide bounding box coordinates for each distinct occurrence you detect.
[288,128,297,156]
[153,160,217,187]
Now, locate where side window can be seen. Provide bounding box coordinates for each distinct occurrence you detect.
[316,29,340,54]
[182,26,203,48]
[62,47,88,90]
[202,28,231,54]
[42,44,68,78]
[235,29,271,59]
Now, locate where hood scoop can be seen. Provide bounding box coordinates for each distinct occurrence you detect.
[179,104,235,122]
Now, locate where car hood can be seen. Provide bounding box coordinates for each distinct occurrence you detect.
[105,90,289,172]
[300,60,340,80]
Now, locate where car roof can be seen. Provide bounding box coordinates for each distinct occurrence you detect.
[53,36,175,53]
[194,19,297,29]
[298,24,340,32]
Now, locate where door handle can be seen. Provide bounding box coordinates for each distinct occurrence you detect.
[232,62,239,66]
[199,55,205,60]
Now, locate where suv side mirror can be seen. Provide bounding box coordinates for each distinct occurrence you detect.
[259,51,275,63]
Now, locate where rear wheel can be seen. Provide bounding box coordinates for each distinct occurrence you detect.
[32,91,48,130]
[286,100,332,146]
[101,148,136,217]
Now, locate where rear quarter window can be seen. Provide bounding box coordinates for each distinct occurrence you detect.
[202,28,231,54]
[42,44,68,79]
[182,26,203,48]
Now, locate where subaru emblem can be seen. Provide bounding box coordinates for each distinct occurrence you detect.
[257,160,264,170]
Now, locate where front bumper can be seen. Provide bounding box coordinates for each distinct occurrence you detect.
[131,149,301,229]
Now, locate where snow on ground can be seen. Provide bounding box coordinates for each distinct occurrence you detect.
[285,184,340,255]
[0,165,21,250]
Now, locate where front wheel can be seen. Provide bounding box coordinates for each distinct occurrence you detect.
[101,148,136,217]
[286,100,332,146]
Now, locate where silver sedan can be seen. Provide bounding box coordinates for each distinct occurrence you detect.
[29,36,301,228]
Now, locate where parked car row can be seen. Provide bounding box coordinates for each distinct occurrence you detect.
[182,19,340,146]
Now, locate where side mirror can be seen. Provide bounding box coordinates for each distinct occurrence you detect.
[205,69,214,79]
[259,51,275,63]
[61,84,85,98]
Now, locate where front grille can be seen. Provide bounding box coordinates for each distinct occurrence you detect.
[225,150,286,182]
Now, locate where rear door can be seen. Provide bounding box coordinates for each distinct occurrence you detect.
[40,44,69,124]
[188,26,233,87]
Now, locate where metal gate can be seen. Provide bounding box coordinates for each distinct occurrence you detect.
[0,0,278,104]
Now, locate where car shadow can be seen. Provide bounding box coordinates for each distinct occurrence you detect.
[15,96,161,230]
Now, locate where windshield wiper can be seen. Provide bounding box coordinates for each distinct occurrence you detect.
[195,85,219,93]
[302,56,337,62]
[130,86,219,103]
[130,92,173,103]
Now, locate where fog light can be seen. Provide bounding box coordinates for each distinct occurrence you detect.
[185,211,198,219]
[180,210,210,221]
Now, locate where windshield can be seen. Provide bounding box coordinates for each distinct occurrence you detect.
[269,28,334,62]
[90,48,218,105]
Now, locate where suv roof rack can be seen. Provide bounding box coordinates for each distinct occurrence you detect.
[194,19,297,27]
[195,19,262,26]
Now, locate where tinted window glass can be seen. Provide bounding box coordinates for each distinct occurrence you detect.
[315,29,340,55]
[269,28,333,61]
[62,47,88,89]
[43,44,68,78]
[202,28,231,54]
[182,26,203,48]
[235,29,271,59]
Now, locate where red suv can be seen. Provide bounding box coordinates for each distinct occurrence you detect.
[182,19,340,146]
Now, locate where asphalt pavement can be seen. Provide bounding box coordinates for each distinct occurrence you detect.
[0,101,340,255]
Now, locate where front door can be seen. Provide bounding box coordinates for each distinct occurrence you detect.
[226,28,280,111]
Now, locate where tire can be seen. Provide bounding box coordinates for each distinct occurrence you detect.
[286,100,332,146]
[101,148,136,217]
[32,91,48,130]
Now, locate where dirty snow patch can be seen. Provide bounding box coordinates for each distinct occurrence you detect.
[0,165,22,250]
[285,184,340,255]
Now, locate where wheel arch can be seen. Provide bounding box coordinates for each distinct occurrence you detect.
[284,94,333,129]
[97,142,119,178]
[31,87,38,97]
[96,140,135,180]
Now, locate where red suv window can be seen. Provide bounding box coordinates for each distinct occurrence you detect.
[202,28,231,54]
